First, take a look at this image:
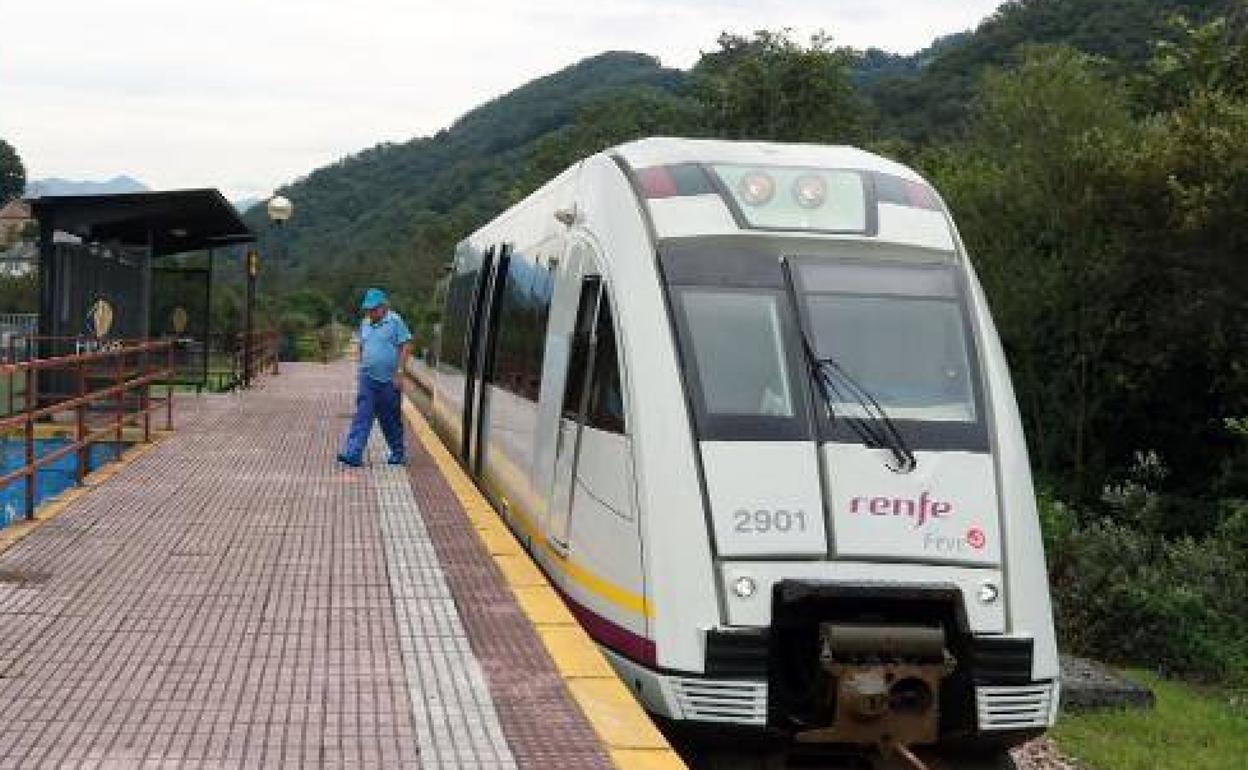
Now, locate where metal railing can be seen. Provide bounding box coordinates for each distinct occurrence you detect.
[0,317,38,368]
[0,331,281,393]
[0,313,36,334]
[238,330,280,388]
[0,340,176,520]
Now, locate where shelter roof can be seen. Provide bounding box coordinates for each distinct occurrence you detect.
[28,189,254,257]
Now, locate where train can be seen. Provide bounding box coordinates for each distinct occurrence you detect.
[414,138,1059,760]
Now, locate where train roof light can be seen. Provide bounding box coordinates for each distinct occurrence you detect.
[636,163,717,199]
[712,164,869,233]
[874,173,943,211]
[737,171,776,206]
[637,166,678,198]
[793,174,828,209]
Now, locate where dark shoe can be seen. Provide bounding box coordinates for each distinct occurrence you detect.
[387,454,406,466]
[337,452,364,467]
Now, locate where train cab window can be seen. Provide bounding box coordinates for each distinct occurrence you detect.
[681,290,794,418]
[674,288,809,441]
[586,296,625,434]
[562,277,601,418]
[796,260,978,424]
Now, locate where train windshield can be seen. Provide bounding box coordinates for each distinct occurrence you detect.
[679,290,796,418]
[661,238,986,448]
[793,259,976,423]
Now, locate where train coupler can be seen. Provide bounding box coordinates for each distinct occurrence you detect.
[795,623,955,750]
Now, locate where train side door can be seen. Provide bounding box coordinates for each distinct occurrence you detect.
[548,269,602,550]
[463,244,510,477]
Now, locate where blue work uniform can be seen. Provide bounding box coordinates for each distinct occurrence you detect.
[340,311,412,464]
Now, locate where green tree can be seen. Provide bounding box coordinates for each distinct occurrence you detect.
[928,37,1248,515]
[282,289,334,327]
[925,46,1140,498]
[1135,15,1248,110]
[692,30,869,143]
[0,139,25,203]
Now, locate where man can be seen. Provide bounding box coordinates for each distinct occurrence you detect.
[337,288,412,467]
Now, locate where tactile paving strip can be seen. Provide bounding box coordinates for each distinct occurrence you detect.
[369,435,516,769]
[402,421,616,770]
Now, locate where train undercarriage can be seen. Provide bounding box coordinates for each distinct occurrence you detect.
[667,582,1043,770]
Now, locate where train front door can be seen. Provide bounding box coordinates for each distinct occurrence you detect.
[548,246,602,550]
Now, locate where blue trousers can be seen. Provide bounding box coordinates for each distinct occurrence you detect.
[341,376,404,462]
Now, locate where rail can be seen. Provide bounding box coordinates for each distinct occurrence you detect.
[0,339,176,521]
[1,332,281,393]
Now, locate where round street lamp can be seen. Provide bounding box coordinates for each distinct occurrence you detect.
[265,195,293,370]
[266,195,293,224]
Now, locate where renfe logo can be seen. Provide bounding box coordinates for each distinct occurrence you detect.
[849,492,953,529]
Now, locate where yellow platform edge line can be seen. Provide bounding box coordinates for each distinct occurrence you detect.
[401,396,689,770]
[0,433,170,557]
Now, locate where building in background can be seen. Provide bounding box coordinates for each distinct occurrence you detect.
[0,199,33,249]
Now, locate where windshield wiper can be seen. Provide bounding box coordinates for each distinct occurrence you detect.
[780,258,918,473]
[808,353,917,473]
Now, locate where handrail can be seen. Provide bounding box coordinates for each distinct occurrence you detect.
[0,340,171,375]
[0,339,176,521]
[238,329,280,388]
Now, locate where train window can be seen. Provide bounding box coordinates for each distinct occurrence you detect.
[804,294,976,423]
[438,246,477,373]
[562,277,601,419]
[796,259,956,297]
[493,250,554,401]
[792,259,978,425]
[586,296,625,434]
[678,290,796,419]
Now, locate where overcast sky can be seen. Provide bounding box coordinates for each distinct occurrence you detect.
[1,0,1003,200]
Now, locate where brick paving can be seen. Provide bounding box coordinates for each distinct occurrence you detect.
[0,362,624,769]
[0,367,422,768]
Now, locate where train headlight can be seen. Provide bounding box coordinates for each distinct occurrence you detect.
[793,174,828,209]
[732,575,758,599]
[978,581,1000,604]
[737,171,775,206]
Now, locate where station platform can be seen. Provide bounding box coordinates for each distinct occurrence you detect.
[0,363,684,769]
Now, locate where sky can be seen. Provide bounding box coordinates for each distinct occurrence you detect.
[1,0,1004,201]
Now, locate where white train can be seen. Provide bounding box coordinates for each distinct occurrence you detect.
[418,138,1059,756]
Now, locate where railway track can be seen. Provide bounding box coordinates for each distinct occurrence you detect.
[682,742,1029,770]
[683,737,1081,770]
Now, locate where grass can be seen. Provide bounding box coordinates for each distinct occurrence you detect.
[1053,669,1248,770]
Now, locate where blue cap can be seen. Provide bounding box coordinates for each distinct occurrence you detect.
[361,288,387,310]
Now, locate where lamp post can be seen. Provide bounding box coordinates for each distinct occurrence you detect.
[242,248,258,388]
[265,195,293,371]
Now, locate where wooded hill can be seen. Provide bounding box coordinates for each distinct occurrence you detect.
[243,53,682,320]
[246,0,1235,319]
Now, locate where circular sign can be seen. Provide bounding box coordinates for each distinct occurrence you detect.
[966,527,986,550]
[87,298,115,338]
[170,306,189,334]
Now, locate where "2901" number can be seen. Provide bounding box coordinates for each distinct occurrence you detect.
[733,508,808,534]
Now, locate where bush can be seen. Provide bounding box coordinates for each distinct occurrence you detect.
[1042,494,1248,684]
